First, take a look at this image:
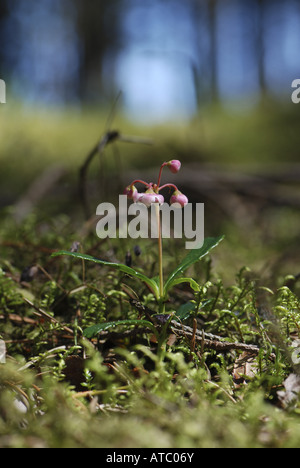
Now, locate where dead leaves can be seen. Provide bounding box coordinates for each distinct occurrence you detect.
[277,373,300,409]
[233,352,258,387]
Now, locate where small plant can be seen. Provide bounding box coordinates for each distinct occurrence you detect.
[124,159,189,305]
[52,160,224,348]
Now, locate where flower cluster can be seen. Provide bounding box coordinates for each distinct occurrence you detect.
[124,159,188,208]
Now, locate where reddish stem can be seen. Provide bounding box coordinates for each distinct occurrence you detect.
[158,183,178,192]
[131,179,150,188]
[156,162,168,188]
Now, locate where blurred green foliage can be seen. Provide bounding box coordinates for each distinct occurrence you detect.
[1,100,300,197]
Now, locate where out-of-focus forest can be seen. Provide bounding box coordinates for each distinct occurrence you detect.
[0,0,300,274]
[1,0,300,108]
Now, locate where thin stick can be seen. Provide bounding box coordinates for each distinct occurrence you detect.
[23,298,74,335]
[130,300,275,358]
[79,131,153,219]
[79,131,119,219]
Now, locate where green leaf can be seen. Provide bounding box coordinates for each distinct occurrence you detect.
[83,319,157,339]
[168,277,200,292]
[175,298,214,322]
[163,235,224,297]
[51,250,160,298]
[175,301,196,321]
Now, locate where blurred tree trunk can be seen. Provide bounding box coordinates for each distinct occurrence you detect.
[256,0,267,96]
[191,0,220,106]
[75,0,123,102]
[186,0,203,109]
[208,0,219,103]
[0,0,9,75]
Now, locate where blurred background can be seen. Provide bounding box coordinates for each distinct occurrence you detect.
[0,0,300,280]
[1,0,300,118]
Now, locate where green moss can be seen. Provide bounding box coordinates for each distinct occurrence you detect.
[1,102,300,447]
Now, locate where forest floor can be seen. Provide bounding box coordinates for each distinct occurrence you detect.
[1,100,300,448]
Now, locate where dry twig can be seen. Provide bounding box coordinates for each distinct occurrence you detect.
[130,299,272,357]
[79,130,152,218]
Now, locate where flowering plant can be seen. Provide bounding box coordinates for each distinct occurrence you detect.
[123,160,189,307]
[52,159,224,346]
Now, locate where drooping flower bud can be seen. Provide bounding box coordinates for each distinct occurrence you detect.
[124,184,138,200]
[170,189,188,208]
[167,159,181,174]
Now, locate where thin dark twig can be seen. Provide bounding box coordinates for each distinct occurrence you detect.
[23,298,74,335]
[79,130,153,219]
[79,131,119,219]
[130,299,275,357]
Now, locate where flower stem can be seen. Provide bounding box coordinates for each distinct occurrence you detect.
[158,183,178,192]
[131,179,150,187]
[157,162,167,188]
[155,203,164,312]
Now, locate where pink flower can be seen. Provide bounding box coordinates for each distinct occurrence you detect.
[138,188,164,207]
[167,159,181,174]
[124,184,138,200]
[132,190,142,203]
[170,190,188,208]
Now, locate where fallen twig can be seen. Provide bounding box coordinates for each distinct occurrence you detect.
[130,299,274,357]
[79,130,153,218]
[23,298,74,335]
[169,319,261,354]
